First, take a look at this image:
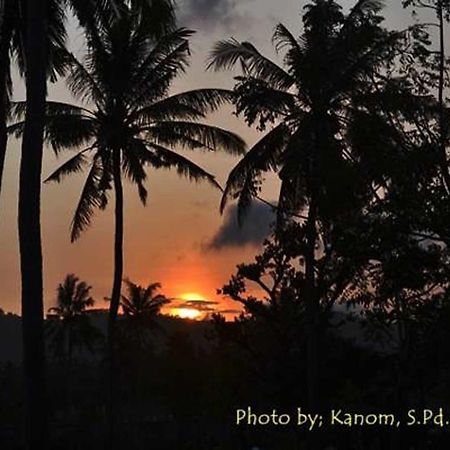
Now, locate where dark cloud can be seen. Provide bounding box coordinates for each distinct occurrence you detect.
[207,202,275,250]
[183,300,219,306]
[184,300,219,312]
[179,0,247,32]
[170,299,219,313]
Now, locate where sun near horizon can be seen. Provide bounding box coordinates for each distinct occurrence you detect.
[168,291,207,320]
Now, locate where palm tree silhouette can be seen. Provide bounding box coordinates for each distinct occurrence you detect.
[209,0,399,410]
[47,274,102,362]
[9,4,244,443]
[0,0,67,199]
[1,2,68,446]
[46,274,102,415]
[17,0,66,447]
[9,1,177,448]
[119,279,169,350]
[10,7,245,337]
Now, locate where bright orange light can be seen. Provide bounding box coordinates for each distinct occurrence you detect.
[171,307,202,320]
[179,292,206,301]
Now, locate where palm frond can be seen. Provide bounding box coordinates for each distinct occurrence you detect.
[143,282,163,299]
[128,0,177,37]
[135,27,193,74]
[12,0,68,81]
[71,157,109,242]
[272,23,301,53]
[208,39,294,91]
[9,100,90,122]
[161,89,236,114]
[144,121,246,155]
[45,148,93,184]
[65,51,105,105]
[129,34,192,107]
[233,76,297,129]
[132,89,235,123]
[272,24,306,93]
[6,121,25,138]
[8,101,96,153]
[45,115,96,154]
[235,175,259,225]
[131,98,205,124]
[122,142,148,205]
[142,142,222,190]
[221,123,290,213]
[276,175,307,226]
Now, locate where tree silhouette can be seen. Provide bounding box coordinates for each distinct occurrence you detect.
[403,0,450,192]
[9,5,244,446]
[119,279,169,351]
[4,1,176,447]
[18,1,55,447]
[46,274,103,412]
[216,230,307,409]
[209,0,400,411]
[0,0,67,200]
[47,274,102,362]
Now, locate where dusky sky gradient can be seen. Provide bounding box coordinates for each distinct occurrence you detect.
[0,1,419,317]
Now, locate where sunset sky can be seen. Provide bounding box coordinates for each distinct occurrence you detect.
[0,1,413,317]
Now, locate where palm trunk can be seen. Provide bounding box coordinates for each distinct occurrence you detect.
[305,111,324,450]
[19,0,48,449]
[0,0,4,31]
[106,147,124,448]
[438,2,450,193]
[305,108,324,416]
[0,9,12,200]
[305,199,318,411]
[0,74,7,199]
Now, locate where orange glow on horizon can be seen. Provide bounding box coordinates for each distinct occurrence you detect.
[170,307,202,320]
[166,292,209,320]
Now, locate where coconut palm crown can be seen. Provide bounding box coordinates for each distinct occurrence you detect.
[47,274,102,360]
[208,0,401,223]
[120,279,169,319]
[10,11,245,244]
[208,0,404,410]
[119,279,169,349]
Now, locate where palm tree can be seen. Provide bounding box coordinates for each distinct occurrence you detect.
[0,0,176,198]
[18,1,60,448]
[46,274,102,414]
[8,1,176,448]
[119,279,169,350]
[0,0,67,198]
[1,2,96,446]
[121,279,168,322]
[12,14,245,336]
[47,274,102,362]
[208,0,400,410]
[10,5,244,442]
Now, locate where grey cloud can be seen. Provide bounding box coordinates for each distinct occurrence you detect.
[208,202,275,250]
[183,300,219,306]
[170,299,219,312]
[184,300,219,311]
[178,0,248,32]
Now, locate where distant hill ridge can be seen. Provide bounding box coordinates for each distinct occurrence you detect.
[0,310,397,364]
